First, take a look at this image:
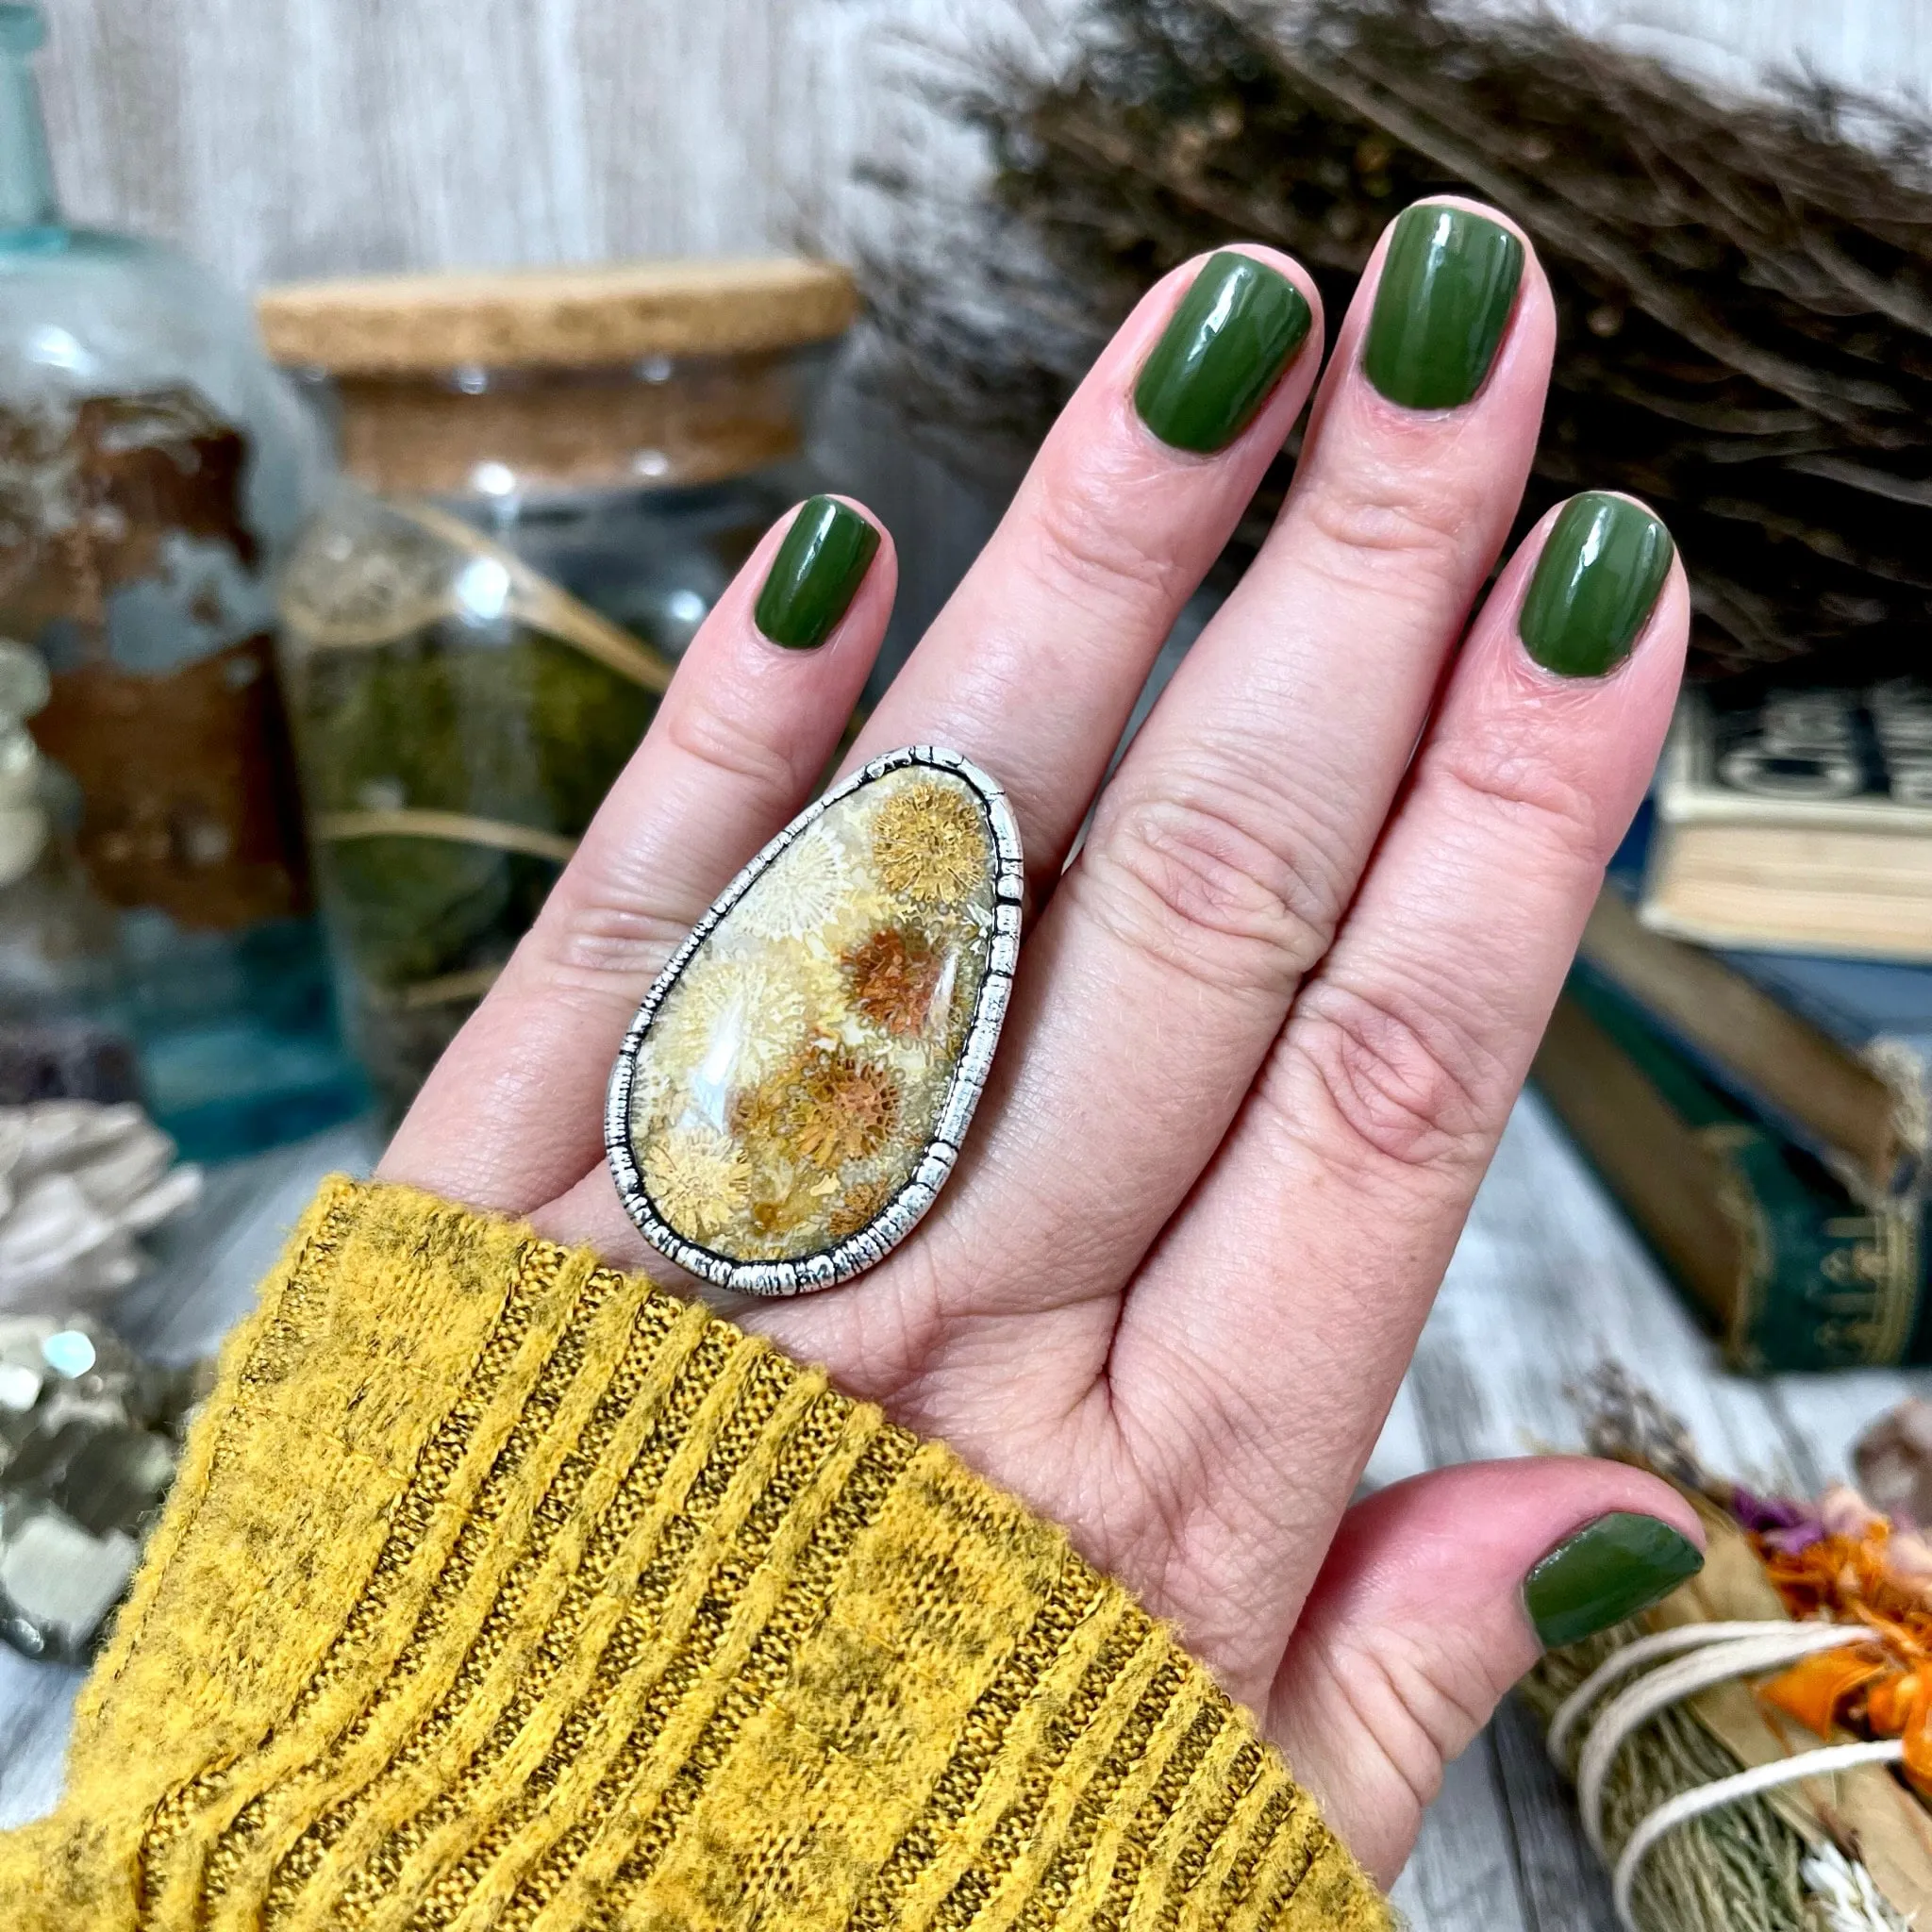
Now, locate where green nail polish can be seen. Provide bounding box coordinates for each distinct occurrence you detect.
[753,497,880,650]
[1363,204,1524,409]
[1524,1513,1703,1651]
[1519,492,1675,677]
[1134,251,1313,454]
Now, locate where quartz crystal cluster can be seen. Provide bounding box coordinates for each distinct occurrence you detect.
[623,763,1005,1274]
[0,1101,203,1315]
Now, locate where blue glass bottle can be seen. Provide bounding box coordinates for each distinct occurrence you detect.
[0,3,364,1157]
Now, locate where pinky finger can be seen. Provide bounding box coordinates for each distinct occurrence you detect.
[1112,493,1687,1622]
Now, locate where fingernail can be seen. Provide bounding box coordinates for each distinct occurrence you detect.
[1524,1513,1703,1651]
[1134,251,1313,454]
[1518,492,1675,677]
[753,497,881,650]
[1363,204,1524,410]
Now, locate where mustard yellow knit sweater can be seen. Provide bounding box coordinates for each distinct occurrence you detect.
[0,1177,1386,1931]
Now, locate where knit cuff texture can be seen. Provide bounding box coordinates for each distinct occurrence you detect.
[0,1175,1386,1931]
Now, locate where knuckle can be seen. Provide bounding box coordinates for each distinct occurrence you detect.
[1298,464,1469,578]
[524,698,817,994]
[1428,729,1609,873]
[1019,463,1196,609]
[1074,757,1344,1002]
[1319,1626,1490,1813]
[1282,974,1500,1176]
[663,693,808,805]
[529,889,690,991]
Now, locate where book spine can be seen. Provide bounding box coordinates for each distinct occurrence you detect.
[1700,1124,1923,1373]
[1537,986,1926,1373]
[1574,890,1909,1199]
[1567,952,1853,1179]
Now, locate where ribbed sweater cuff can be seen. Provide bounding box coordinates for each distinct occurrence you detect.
[0,1176,1386,1931]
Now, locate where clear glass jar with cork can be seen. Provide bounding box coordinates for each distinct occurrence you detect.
[261,259,858,1119]
[0,0,361,1157]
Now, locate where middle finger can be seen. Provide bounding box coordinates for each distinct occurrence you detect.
[846,244,1324,890]
[860,200,1551,1356]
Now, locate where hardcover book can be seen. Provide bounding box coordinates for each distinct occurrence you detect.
[1533,976,1932,1374]
[1644,680,1932,959]
[1579,880,1932,1203]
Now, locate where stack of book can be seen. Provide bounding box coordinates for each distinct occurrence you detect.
[1534,680,1932,1373]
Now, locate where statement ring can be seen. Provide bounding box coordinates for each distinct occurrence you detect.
[606,746,1023,1295]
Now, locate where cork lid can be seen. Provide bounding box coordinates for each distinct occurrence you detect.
[258,258,858,375]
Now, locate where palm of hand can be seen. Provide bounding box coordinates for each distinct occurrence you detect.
[383,203,1699,1884]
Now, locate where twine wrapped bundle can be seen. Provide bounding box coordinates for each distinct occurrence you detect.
[860,0,1932,682]
[1517,1372,1932,1932]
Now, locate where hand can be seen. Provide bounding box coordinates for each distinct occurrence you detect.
[382,200,1702,1883]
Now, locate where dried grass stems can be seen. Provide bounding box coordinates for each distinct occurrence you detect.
[1521,1633,1812,1932]
[856,0,1932,682]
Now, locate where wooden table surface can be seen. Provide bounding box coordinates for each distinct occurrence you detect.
[1,1094,1921,1928]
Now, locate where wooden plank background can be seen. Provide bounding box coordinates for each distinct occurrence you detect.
[35,0,1932,291]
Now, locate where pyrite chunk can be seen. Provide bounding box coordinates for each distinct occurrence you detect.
[608,749,1021,1294]
[0,1313,208,1662]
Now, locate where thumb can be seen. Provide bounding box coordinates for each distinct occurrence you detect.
[1268,1457,1706,1884]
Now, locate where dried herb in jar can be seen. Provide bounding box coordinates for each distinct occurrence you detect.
[280,495,668,1109]
[0,386,309,928]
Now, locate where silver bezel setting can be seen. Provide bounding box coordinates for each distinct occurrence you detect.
[605,745,1024,1296]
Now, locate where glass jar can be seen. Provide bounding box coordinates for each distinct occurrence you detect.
[0,638,125,1094]
[0,2,363,1158]
[262,260,857,1119]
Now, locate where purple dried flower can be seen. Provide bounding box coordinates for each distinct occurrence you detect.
[1758,1521,1828,1557]
[1730,1486,1816,1536]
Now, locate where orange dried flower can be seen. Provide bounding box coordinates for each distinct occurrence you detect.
[844,927,945,1039]
[1759,1645,1888,1739]
[1752,1518,1932,1794]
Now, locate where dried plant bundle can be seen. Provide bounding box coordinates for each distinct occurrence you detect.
[859,0,1932,682]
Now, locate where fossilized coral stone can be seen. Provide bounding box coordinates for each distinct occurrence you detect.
[608,750,1021,1294]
